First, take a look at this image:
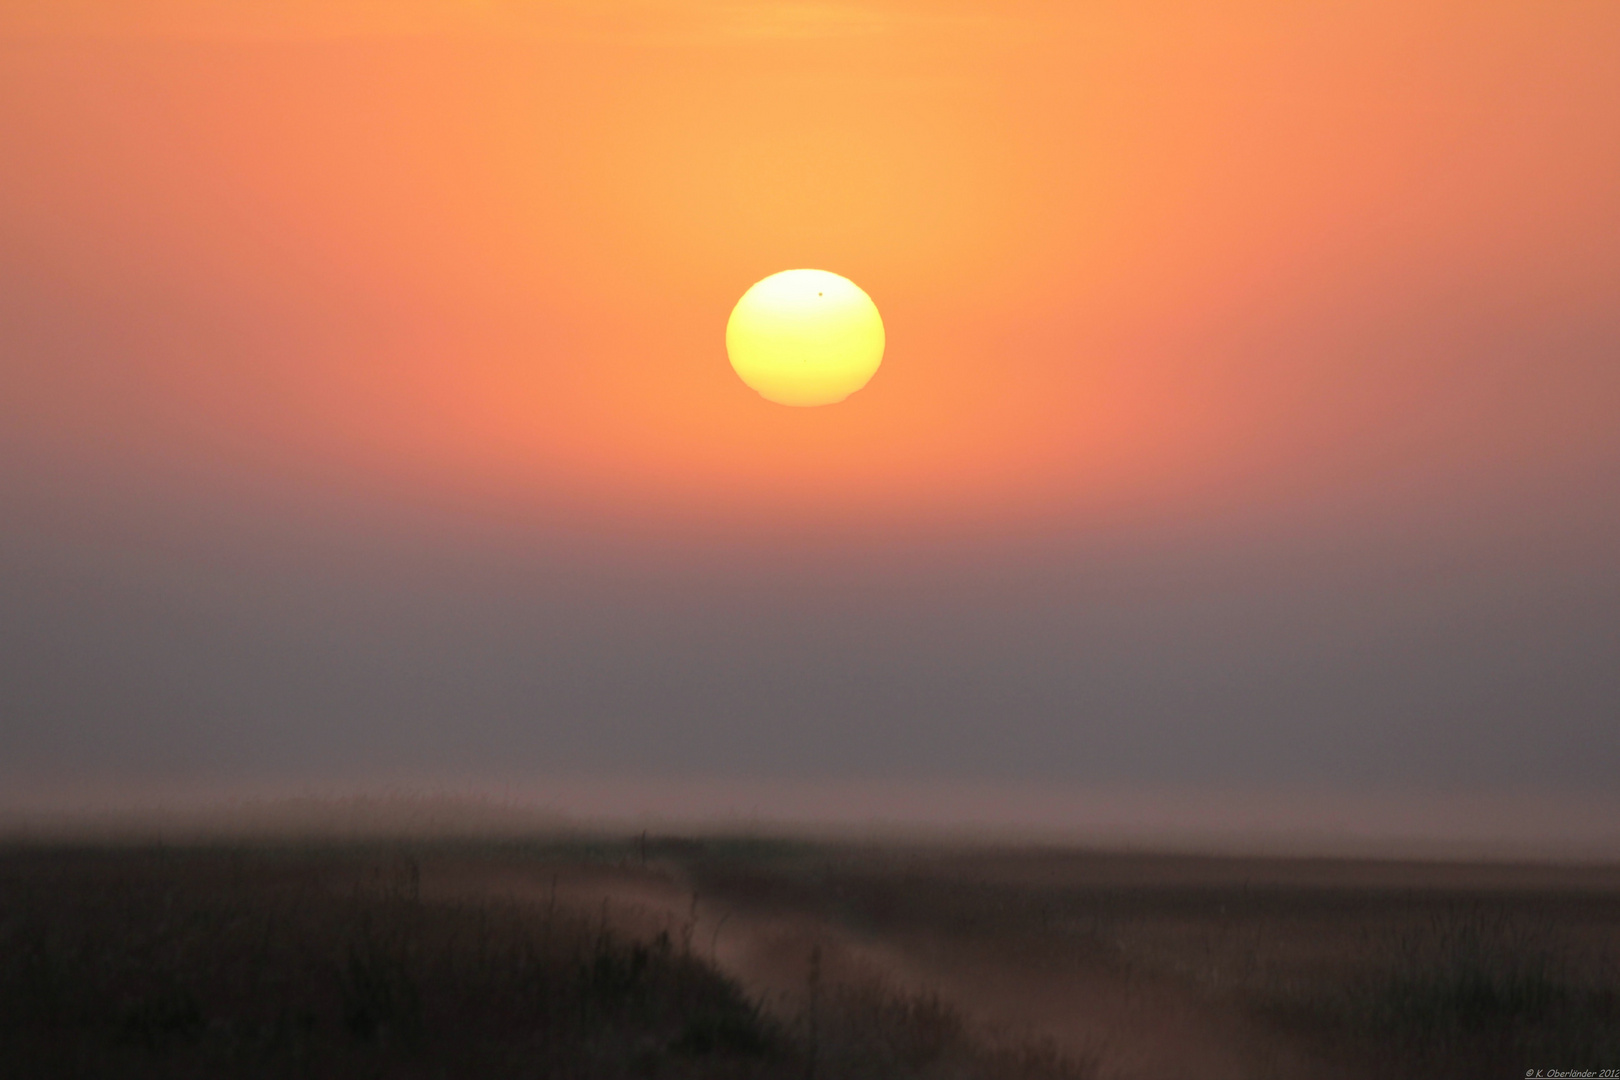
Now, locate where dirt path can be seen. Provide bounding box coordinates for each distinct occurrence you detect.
[423,858,1357,1080]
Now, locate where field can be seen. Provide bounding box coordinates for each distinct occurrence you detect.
[2,837,1618,1078]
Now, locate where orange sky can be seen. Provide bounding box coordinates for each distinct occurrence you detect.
[4,2,1620,813]
[2,0,1617,537]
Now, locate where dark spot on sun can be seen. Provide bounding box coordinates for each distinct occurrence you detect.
[818,291,823,296]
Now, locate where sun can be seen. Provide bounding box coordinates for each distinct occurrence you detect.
[726,269,885,407]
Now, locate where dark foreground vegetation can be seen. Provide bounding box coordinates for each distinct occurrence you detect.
[5,837,1620,1078]
[0,843,1086,1079]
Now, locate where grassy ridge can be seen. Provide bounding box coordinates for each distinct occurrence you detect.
[0,845,1091,1080]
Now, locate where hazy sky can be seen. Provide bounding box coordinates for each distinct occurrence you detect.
[2,2,1617,828]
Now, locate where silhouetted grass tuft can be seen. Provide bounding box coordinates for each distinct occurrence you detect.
[0,846,781,1077]
[0,845,1096,1079]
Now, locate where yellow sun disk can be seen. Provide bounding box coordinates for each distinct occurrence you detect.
[726,269,884,407]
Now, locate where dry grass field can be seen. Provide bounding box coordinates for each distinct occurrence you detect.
[2,837,1617,1078]
[670,841,1620,1079]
